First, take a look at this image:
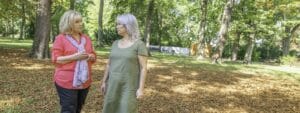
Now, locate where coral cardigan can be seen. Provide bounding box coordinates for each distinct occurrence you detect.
[51,34,96,89]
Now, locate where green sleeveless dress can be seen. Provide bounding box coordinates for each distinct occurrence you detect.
[102,39,148,113]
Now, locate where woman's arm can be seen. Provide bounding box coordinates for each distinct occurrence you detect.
[56,52,89,64]
[136,55,148,99]
[52,35,89,65]
[101,59,110,95]
[102,59,110,84]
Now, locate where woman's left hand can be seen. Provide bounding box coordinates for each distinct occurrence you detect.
[87,54,96,61]
[136,89,144,99]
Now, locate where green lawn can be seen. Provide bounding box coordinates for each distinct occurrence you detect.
[0,38,299,81]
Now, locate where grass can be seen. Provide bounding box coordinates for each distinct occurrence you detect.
[0,38,300,113]
[0,38,32,49]
[1,37,299,80]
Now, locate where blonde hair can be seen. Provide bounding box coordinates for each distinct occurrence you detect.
[117,13,140,41]
[59,10,82,34]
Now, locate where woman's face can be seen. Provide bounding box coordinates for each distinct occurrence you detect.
[116,21,127,37]
[72,17,83,34]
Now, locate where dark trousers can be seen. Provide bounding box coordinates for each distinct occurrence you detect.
[55,83,89,113]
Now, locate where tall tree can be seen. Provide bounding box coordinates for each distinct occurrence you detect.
[231,31,240,61]
[30,0,51,59]
[282,24,300,56]
[97,0,104,47]
[244,32,256,64]
[10,18,15,38]
[275,0,300,56]
[157,8,163,49]
[196,0,208,59]
[212,0,234,64]
[143,0,155,52]
[19,0,26,40]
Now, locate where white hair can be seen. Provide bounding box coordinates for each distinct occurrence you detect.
[117,13,140,41]
[59,10,82,34]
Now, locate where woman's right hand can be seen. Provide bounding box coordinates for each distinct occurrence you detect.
[101,83,107,95]
[73,52,89,60]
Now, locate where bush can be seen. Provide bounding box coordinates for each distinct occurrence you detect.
[279,55,297,66]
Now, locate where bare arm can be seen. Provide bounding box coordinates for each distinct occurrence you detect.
[56,52,89,64]
[136,55,148,99]
[102,59,110,84]
[101,59,110,95]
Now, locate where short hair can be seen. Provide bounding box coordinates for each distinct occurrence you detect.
[117,13,140,41]
[59,10,82,34]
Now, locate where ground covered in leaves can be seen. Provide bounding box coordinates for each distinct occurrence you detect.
[0,48,299,113]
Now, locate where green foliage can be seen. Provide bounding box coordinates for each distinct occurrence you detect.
[279,55,298,66]
[256,43,282,60]
[0,0,299,62]
[25,21,35,39]
[94,28,119,45]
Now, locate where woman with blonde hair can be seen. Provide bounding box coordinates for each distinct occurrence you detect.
[51,10,96,113]
[101,13,148,113]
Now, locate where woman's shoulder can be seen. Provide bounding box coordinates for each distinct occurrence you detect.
[80,34,93,43]
[112,39,120,45]
[135,39,146,45]
[54,34,66,41]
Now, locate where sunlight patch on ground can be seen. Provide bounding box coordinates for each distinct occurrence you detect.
[223,107,248,113]
[237,64,300,77]
[201,107,219,113]
[0,43,31,46]
[0,97,22,109]
[263,65,300,74]
[234,69,262,76]
[160,59,178,64]
[148,59,159,63]
[172,70,182,74]
[157,74,173,82]
[202,106,248,113]
[198,85,222,92]
[190,71,199,76]
[145,88,158,94]
[148,65,167,69]
[12,64,51,70]
[147,63,157,68]
[171,82,197,94]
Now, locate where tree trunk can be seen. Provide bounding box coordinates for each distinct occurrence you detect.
[4,21,8,37]
[10,18,15,38]
[70,0,75,10]
[211,0,234,64]
[197,0,208,60]
[30,0,51,59]
[158,10,162,51]
[231,32,241,61]
[244,33,255,64]
[97,0,104,47]
[143,0,154,56]
[282,26,291,56]
[282,24,300,56]
[19,1,25,40]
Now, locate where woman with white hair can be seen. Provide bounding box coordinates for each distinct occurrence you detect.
[101,13,148,113]
[51,10,96,113]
